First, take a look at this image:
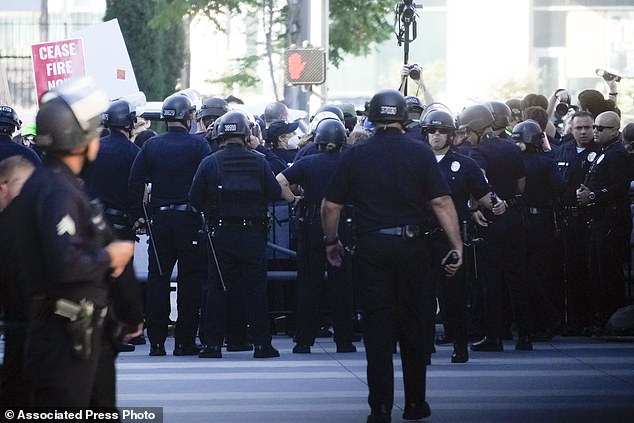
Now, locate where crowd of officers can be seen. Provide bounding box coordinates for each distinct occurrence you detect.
[0,67,633,422]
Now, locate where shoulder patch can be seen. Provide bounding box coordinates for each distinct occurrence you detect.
[56,214,76,236]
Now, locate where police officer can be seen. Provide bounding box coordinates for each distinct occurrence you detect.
[554,110,597,334]
[322,89,462,422]
[0,104,40,165]
[420,107,499,364]
[276,118,356,354]
[83,97,145,359]
[487,100,514,142]
[196,97,230,152]
[0,156,35,407]
[13,78,135,406]
[129,93,211,356]
[460,104,533,352]
[189,110,281,359]
[576,111,631,332]
[511,120,564,339]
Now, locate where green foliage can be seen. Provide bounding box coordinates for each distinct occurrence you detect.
[329,0,394,67]
[105,0,185,100]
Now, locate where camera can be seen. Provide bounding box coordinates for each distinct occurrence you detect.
[408,64,422,80]
[596,68,621,82]
[554,99,570,120]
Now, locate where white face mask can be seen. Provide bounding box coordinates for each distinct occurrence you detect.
[287,133,301,149]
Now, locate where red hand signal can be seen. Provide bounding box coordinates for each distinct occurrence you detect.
[288,53,306,80]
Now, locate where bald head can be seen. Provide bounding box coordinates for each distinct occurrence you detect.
[0,155,35,211]
[594,111,620,146]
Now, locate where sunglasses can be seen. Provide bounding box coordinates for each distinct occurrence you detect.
[592,124,614,132]
[424,127,451,135]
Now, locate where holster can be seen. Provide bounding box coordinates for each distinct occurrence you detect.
[54,298,107,360]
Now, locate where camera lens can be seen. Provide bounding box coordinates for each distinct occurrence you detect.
[555,103,569,119]
[409,66,420,80]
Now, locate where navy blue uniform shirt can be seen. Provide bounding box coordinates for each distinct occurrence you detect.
[128,127,211,218]
[325,128,450,234]
[554,139,598,206]
[586,138,631,206]
[14,158,112,306]
[521,151,564,208]
[84,130,139,212]
[282,150,342,205]
[0,133,41,165]
[468,134,525,199]
[437,148,490,221]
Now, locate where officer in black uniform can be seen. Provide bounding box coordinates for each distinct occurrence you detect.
[0,156,35,407]
[0,105,41,165]
[420,107,499,364]
[13,78,135,406]
[83,98,145,360]
[577,111,631,331]
[460,104,533,353]
[189,110,281,359]
[554,110,597,334]
[511,120,564,338]
[129,93,211,356]
[322,89,463,423]
[276,118,356,354]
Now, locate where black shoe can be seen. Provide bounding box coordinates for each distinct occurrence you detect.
[451,343,468,363]
[336,343,357,353]
[470,337,503,352]
[117,342,135,352]
[254,344,280,358]
[515,336,533,351]
[128,334,146,345]
[226,343,254,352]
[402,401,431,420]
[367,405,391,423]
[149,344,166,356]
[292,344,311,354]
[173,343,202,356]
[435,333,453,345]
[199,345,222,358]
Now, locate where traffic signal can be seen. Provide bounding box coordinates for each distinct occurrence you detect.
[285,48,326,85]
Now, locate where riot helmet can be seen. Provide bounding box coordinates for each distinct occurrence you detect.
[36,77,109,152]
[198,97,229,127]
[314,104,344,123]
[405,96,424,115]
[487,101,512,130]
[458,104,495,133]
[161,94,196,122]
[104,99,136,130]
[420,109,455,133]
[0,105,21,133]
[309,111,341,132]
[367,89,407,124]
[313,118,347,149]
[216,110,251,142]
[511,119,544,148]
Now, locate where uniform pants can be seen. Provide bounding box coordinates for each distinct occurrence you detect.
[353,233,434,412]
[294,217,353,346]
[589,213,630,320]
[431,232,469,345]
[478,208,530,338]
[202,224,272,347]
[146,211,206,346]
[561,212,592,330]
[25,316,102,406]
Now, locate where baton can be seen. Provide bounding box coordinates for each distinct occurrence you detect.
[200,213,227,292]
[142,201,164,276]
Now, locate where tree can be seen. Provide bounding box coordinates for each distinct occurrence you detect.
[151,0,394,93]
[104,0,185,100]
